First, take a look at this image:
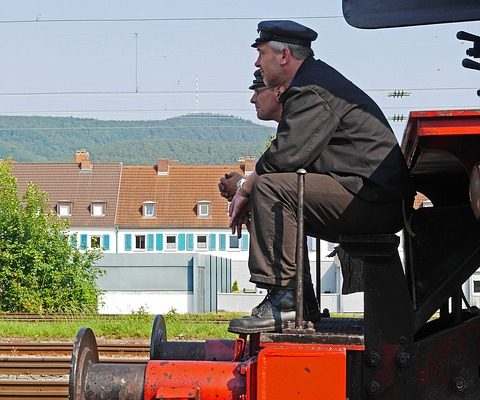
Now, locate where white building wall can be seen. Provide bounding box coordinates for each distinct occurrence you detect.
[99,291,194,314]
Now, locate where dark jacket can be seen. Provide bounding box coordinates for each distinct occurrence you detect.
[255,56,411,203]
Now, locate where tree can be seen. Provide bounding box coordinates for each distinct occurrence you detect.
[0,159,103,313]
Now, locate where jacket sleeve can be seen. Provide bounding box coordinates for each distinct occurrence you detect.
[256,85,341,175]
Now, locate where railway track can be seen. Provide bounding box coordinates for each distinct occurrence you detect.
[0,380,68,400]
[0,340,148,399]
[0,356,148,375]
[0,341,150,357]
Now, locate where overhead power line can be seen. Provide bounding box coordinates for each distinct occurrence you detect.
[0,87,475,97]
[0,16,343,24]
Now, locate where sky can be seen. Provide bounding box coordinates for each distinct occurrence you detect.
[0,0,479,141]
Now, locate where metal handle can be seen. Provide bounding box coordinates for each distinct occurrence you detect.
[295,169,307,328]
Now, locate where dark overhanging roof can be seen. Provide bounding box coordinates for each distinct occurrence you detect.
[342,0,480,29]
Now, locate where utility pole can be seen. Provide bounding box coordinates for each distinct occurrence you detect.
[134,33,139,93]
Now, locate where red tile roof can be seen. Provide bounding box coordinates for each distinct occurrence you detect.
[116,162,243,228]
[13,162,122,227]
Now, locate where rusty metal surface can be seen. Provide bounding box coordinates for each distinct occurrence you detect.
[150,314,237,361]
[262,318,364,345]
[69,328,145,400]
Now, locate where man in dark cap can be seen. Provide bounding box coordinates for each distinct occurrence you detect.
[218,70,283,202]
[227,20,412,334]
[219,71,323,324]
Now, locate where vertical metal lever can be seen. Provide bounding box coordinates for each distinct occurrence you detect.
[295,169,307,328]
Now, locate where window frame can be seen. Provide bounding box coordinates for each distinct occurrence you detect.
[473,280,480,294]
[90,235,101,249]
[58,202,72,217]
[135,234,146,250]
[165,234,177,251]
[197,201,211,218]
[228,234,240,250]
[91,202,106,217]
[196,234,208,250]
[143,201,156,218]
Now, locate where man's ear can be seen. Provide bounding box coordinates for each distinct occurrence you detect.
[275,85,286,102]
[280,48,290,65]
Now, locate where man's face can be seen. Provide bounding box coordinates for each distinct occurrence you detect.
[250,86,282,122]
[254,43,284,87]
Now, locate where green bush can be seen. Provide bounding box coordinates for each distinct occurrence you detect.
[0,159,103,313]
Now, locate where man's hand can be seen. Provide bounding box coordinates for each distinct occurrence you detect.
[229,192,250,238]
[218,172,242,201]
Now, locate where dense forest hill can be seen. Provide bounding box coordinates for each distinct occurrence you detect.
[0,114,275,164]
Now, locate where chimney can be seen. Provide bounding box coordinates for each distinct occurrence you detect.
[76,150,92,171]
[75,150,89,163]
[157,158,170,175]
[238,156,256,176]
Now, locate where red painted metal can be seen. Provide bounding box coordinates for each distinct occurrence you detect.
[255,344,348,400]
[401,109,480,174]
[143,360,247,400]
[143,342,360,400]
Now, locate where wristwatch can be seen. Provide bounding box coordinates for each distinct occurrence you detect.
[236,178,246,190]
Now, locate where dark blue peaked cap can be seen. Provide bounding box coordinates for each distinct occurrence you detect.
[249,69,265,90]
[252,20,318,48]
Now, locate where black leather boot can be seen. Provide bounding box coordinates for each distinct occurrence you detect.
[228,289,296,334]
[251,282,322,323]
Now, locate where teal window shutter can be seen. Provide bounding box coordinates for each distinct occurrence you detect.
[102,234,110,251]
[69,233,77,248]
[147,234,154,251]
[208,234,216,251]
[241,233,249,251]
[219,234,226,251]
[178,233,186,251]
[80,234,88,250]
[186,234,194,251]
[125,234,132,251]
[156,234,163,251]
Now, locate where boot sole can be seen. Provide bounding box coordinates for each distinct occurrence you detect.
[228,324,279,334]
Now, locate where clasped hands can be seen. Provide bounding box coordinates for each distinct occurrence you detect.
[218,172,250,238]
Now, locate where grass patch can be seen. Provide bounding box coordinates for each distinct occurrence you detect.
[0,312,363,342]
[0,312,247,341]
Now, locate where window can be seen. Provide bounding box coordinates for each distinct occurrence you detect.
[58,202,72,217]
[197,201,211,218]
[91,202,106,217]
[197,235,207,250]
[143,201,156,217]
[421,200,433,208]
[327,242,337,252]
[229,235,239,250]
[474,281,480,293]
[166,235,176,250]
[90,235,101,248]
[135,235,146,250]
[165,235,177,250]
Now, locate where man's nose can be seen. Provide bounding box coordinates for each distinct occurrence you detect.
[250,94,256,104]
[254,56,261,67]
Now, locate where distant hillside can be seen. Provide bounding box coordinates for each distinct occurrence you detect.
[0,113,275,164]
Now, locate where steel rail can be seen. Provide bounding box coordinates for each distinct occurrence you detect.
[0,380,68,399]
[0,356,147,375]
[0,342,150,357]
